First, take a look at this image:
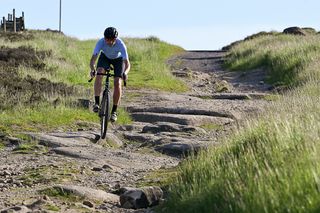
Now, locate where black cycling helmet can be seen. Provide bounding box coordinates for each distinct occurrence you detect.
[104,27,118,39]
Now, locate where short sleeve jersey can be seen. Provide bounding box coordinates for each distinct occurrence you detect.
[93,38,128,60]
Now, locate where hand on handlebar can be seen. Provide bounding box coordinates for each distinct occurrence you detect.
[122,72,128,81]
[90,70,96,78]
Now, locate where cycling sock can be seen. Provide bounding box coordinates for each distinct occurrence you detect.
[112,105,118,113]
[95,96,100,105]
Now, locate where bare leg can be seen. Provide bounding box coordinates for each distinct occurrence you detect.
[94,67,105,97]
[113,77,122,105]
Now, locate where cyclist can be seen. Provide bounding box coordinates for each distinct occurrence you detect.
[89,27,131,122]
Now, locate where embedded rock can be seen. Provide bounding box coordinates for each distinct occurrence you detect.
[120,186,163,209]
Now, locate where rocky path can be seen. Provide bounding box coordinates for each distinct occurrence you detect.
[0,51,272,212]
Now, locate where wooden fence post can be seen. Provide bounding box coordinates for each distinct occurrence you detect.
[3,17,6,32]
[22,12,25,30]
[13,9,16,32]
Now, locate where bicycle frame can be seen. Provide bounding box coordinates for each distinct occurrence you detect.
[97,70,114,92]
[97,70,114,139]
[88,68,126,139]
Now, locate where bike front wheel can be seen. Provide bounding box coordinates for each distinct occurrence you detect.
[99,90,110,139]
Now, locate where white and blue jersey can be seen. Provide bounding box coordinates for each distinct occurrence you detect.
[93,38,128,60]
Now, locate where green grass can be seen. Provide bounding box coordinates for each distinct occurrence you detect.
[0,142,5,150]
[224,34,320,87]
[199,123,223,131]
[40,187,84,202]
[263,94,280,101]
[166,85,320,212]
[43,204,60,212]
[0,30,92,86]
[19,163,82,186]
[124,37,187,92]
[137,167,178,189]
[13,141,47,154]
[0,31,185,134]
[0,104,97,134]
[116,107,132,125]
[7,31,186,91]
[163,33,320,212]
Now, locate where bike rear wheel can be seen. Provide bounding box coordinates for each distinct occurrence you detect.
[99,90,110,139]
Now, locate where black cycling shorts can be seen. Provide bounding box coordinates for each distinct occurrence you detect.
[97,53,123,78]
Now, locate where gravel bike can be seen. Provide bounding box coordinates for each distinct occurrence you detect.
[88,68,126,139]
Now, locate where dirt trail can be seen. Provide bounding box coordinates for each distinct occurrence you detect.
[0,51,272,212]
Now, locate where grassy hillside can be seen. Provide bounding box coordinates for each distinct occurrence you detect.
[0,30,186,136]
[224,33,320,87]
[164,33,320,212]
[124,36,187,91]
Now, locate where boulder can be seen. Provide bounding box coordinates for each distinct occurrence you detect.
[283,27,305,35]
[120,186,163,209]
[155,142,207,156]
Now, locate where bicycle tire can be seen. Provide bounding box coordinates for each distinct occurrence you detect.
[100,90,110,139]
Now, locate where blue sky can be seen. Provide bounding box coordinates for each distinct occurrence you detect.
[1,0,319,50]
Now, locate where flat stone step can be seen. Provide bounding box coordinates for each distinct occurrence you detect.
[28,132,99,148]
[209,92,269,100]
[49,139,178,169]
[27,132,123,148]
[123,132,158,144]
[127,106,234,119]
[130,112,233,126]
[51,185,119,204]
[53,147,97,160]
[141,122,205,134]
[155,142,209,157]
[117,122,150,132]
